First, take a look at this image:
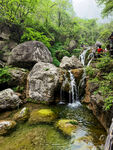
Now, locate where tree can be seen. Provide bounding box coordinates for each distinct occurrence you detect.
[0,0,40,24]
[97,0,113,16]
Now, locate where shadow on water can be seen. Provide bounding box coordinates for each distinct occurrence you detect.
[0,103,106,150]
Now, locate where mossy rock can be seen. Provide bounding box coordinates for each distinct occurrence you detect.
[28,109,57,125]
[56,119,78,136]
[0,120,16,135]
[13,107,30,122]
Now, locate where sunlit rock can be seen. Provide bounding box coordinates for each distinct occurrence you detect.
[27,62,60,102]
[60,55,83,69]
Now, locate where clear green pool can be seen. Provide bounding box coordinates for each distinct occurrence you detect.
[0,103,106,150]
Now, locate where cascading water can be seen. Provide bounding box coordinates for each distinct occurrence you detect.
[68,70,81,108]
[79,49,88,66]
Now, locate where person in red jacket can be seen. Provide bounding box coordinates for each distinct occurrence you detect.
[97,45,103,57]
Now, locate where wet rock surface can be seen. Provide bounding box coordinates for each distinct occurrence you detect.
[13,107,30,122]
[56,119,78,136]
[0,120,16,135]
[29,109,57,124]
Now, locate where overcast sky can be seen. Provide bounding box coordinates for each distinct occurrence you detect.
[72,0,112,23]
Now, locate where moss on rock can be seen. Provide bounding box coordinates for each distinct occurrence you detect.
[28,109,57,124]
[56,119,78,136]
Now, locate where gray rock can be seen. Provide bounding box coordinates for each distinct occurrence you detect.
[60,55,83,69]
[8,68,27,87]
[8,41,53,69]
[69,40,77,50]
[0,25,10,40]
[0,89,22,110]
[27,62,60,102]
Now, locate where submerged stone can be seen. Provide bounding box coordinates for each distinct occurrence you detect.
[0,120,16,135]
[28,109,57,124]
[56,119,78,136]
[13,107,30,122]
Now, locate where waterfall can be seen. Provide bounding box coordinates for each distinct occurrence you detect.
[68,71,81,108]
[79,49,88,66]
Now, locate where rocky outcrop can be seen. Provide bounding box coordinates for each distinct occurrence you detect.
[8,41,53,69]
[71,68,83,81]
[60,55,83,69]
[27,62,60,102]
[13,107,29,122]
[83,80,112,131]
[29,109,57,124]
[0,89,22,110]
[0,120,16,135]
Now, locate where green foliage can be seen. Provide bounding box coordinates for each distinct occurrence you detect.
[0,66,11,84]
[13,86,24,93]
[104,96,113,110]
[85,66,97,78]
[97,0,113,16]
[96,54,113,71]
[55,50,70,61]
[71,49,81,58]
[21,27,51,47]
[44,68,49,71]
[53,57,60,67]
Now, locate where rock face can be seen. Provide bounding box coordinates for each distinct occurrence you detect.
[71,68,83,82]
[0,89,22,110]
[29,109,57,124]
[8,41,53,69]
[56,119,78,136]
[27,62,60,102]
[8,68,27,87]
[0,120,16,135]
[83,80,113,131]
[60,56,83,69]
[13,107,29,122]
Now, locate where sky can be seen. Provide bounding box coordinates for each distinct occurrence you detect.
[72,0,112,23]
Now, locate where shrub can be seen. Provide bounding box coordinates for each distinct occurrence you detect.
[55,50,70,61]
[21,27,51,48]
[96,54,113,72]
[0,66,11,84]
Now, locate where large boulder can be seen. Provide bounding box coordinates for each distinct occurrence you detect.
[27,62,60,102]
[8,41,53,69]
[60,56,83,69]
[0,120,16,135]
[0,89,22,110]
